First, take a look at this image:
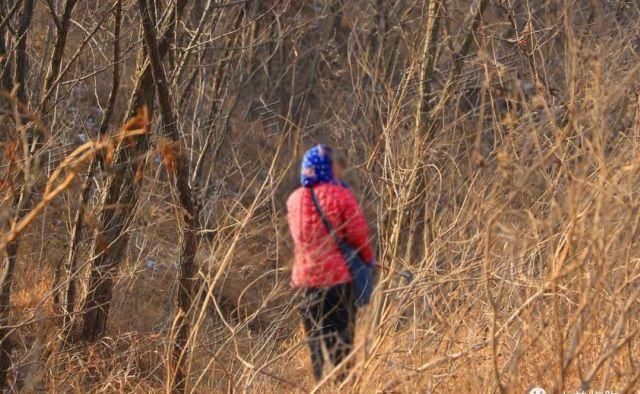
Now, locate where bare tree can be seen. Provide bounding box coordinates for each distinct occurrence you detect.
[79,0,189,342]
[41,0,81,114]
[0,1,18,92]
[60,0,122,342]
[0,0,639,391]
[0,0,35,387]
[137,0,200,390]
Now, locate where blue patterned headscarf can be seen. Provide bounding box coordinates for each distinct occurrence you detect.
[300,144,334,187]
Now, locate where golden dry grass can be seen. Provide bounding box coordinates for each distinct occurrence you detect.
[2,1,640,393]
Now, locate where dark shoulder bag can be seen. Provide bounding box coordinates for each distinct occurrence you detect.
[310,188,373,307]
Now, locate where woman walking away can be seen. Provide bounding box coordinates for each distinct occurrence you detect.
[286,144,376,382]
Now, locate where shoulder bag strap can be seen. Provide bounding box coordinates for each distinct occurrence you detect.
[309,187,344,247]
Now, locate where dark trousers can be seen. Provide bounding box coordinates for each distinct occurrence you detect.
[299,282,356,381]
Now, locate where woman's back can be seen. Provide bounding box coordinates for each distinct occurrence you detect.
[287,183,373,288]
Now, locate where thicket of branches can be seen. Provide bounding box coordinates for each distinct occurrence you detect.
[1,0,639,392]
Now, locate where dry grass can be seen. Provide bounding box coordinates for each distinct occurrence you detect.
[2,0,640,393]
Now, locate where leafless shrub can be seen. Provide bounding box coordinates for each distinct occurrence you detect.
[1,0,640,392]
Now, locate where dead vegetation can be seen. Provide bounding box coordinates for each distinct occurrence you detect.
[1,0,640,392]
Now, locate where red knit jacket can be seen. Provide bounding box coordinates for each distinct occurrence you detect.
[287,183,374,288]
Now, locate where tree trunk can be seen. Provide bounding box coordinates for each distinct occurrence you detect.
[42,0,80,114]
[0,0,36,387]
[137,1,200,390]
[79,0,188,343]
[414,0,441,145]
[0,1,14,92]
[15,0,35,105]
[38,0,81,335]
[60,0,121,343]
[0,229,20,388]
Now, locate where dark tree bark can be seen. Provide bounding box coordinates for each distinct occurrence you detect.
[429,0,489,131]
[0,0,15,92]
[14,0,35,105]
[42,0,81,113]
[138,0,200,389]
[0,0,35,386]
[43,1,81,324]
[79,0,188,342]
[0,199,23,388]
[60,0,122,343]
[126,0,188,120]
